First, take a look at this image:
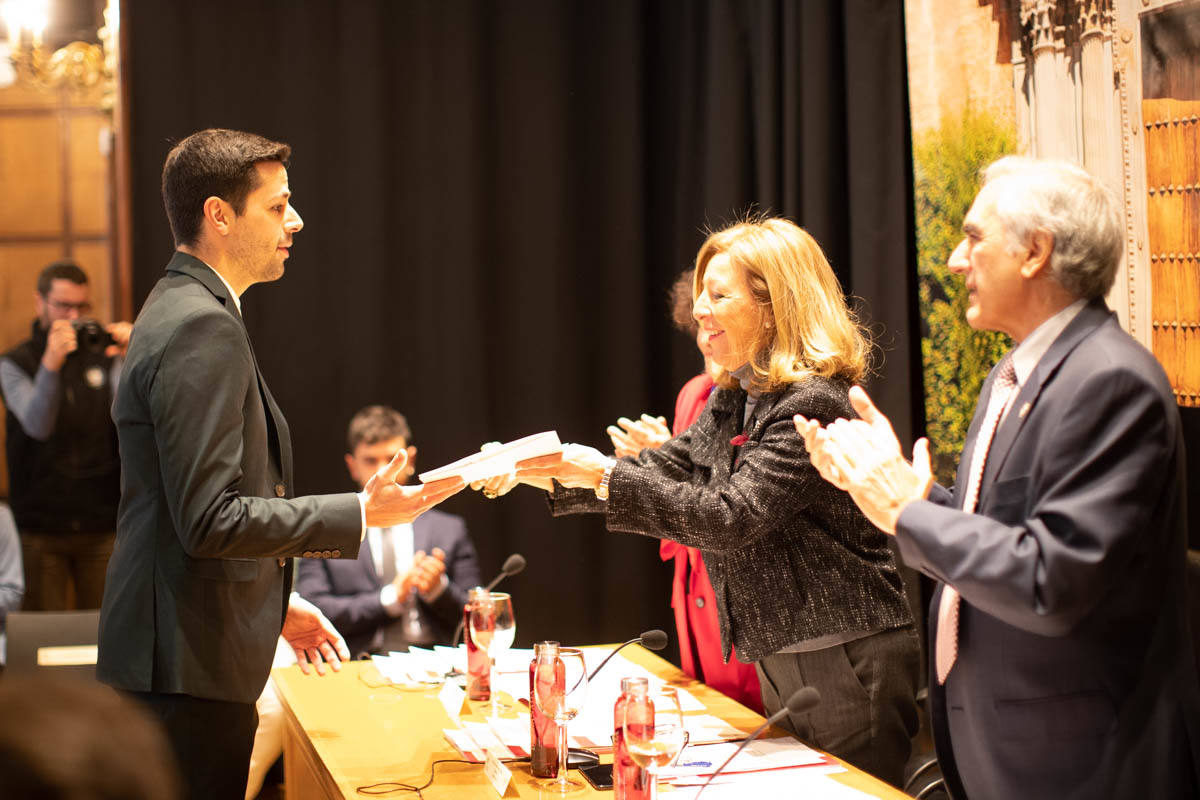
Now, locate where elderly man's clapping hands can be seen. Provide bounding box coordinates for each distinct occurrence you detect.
[794,385,934,534]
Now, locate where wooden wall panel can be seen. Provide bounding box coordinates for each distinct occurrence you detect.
[69,115,111,236]
[1144,97,1200,406]
[0,80,116,500]
[72,241,113,319]
[0,243,64,349]
[0,117,63,236]
[0,83,55,109]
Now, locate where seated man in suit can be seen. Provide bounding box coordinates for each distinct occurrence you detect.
[298,406,482,656]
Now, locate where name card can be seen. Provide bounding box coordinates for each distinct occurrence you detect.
[438,680,467,722]
[483,749,513,796]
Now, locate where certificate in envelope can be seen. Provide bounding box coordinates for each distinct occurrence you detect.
[417,431,562,484]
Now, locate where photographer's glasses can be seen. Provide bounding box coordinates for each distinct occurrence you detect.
[46,299,92,314]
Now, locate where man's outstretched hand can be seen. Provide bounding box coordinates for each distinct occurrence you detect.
[363,448,464,528]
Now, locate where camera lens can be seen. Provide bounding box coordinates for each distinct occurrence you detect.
[71,319,114,354]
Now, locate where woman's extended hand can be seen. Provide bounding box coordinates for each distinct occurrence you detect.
[470,442,554,498]
[606,414,670,457]
[516,443,612,491]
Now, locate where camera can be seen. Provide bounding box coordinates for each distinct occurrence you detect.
[71,319,115,354]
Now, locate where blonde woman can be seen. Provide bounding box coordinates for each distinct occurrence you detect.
[485,217,919,786]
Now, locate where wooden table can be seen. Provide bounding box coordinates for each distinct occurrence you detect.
[273,645,913,799]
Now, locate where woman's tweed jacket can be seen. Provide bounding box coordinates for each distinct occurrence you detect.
[550,375,913,663]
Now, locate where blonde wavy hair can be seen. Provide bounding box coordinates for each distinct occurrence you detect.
[693,217,870,392]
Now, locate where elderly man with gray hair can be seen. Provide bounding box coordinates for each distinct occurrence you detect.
[796,157,1200,799]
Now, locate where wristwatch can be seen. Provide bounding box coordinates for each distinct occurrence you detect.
[595,459,616,500]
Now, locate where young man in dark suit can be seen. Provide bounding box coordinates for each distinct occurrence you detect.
[798,157,1200,799]
[297,405,482,656]
[96,129,462,799]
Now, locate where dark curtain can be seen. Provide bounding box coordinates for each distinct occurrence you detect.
[124,0,920,655]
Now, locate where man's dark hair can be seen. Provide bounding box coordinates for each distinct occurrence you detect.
[36,260,89,296]
[347,405,413,452]
[161,128,292,247]
[669,269,698,337]
[0,675,181,800]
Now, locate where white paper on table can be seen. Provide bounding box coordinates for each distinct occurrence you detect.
[433,645,468,674]
[371,654,408,684]
[541,648,704,709]
[494,648,536,673]
[667,766,868,799]
[438,680,467,722]
[443,728,484,762]
[491,671,530,706]
[417,431,562,484]
[554,648,708,749]
[371,649,451,686]
[681,714,744,743]
[462,720,528,759]
[430,645,535,676]
[486,716,531,755]
[661,737,830,780]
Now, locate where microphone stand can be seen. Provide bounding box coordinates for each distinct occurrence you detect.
[692,687,821,798]
[568,630,668,768]
[587,637,643,682]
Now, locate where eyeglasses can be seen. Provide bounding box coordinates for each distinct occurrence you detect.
[46,299,92,314]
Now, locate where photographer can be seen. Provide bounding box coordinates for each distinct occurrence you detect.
[0,261,131,610]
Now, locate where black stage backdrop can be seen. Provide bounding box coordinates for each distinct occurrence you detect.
[124,0,921,657]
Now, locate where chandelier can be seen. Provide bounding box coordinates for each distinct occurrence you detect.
[0,0,117,107]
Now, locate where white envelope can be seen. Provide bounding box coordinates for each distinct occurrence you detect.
[417,431,562,484]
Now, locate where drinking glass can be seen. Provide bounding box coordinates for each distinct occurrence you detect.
[532,647,588,792]
[468,591,515,715]
[622,686,687,800]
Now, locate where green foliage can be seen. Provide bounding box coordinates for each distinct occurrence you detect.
[915,108,1014,484]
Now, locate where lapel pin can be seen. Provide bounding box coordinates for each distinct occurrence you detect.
[1018,402,1032,419]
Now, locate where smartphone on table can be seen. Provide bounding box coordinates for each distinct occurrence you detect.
[579,762,614,790]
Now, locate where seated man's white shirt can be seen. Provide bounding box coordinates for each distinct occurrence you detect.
[369,524,448,617]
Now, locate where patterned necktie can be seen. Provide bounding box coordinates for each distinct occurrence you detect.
[935,353,1018,684]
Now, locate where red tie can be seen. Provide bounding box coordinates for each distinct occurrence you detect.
[936,354,1018,684]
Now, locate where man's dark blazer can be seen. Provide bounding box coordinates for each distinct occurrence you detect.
[295,509,482,656]
[897,300,1200,799]
[97,252,363,705]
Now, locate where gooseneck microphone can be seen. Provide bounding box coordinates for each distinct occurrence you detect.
[486,553,526,590]
[451,553,527,647]
[587,629,669,682]
[565,629,670,768]
[693,686,821,799]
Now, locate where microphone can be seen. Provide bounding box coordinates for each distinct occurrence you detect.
[693,686,821,799]
[587,629,668,682]
[486,553,526,590]
[564,629,670,769]
[451,553,527,647]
